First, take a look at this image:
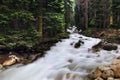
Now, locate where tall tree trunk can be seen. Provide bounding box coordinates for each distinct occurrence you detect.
[38,10,43,37]
[110,0,113,25]
[84,0,88,29]
[38,0,43,37]
[75,0,88,30]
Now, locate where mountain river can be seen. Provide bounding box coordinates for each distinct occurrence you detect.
[0,28,120,80]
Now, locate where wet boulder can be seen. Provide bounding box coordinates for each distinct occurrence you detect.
[92,41,102,52]
[74,40,84,48]
[111,59,120,66]
[2,55,20,67]
[98,65,110,71]
[92,41,118,52]
[113,68,120,78]
[101,70,114,79]
[102,43,118,51]
[110,59,120,78]
[92,69,102,79]
[0,64,3,69]
[95,77,103,80]
[91,59,120,80]
[2,57,16,66]
[107,77,114,80]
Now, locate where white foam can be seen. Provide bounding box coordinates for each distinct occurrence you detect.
[0,33,120,80]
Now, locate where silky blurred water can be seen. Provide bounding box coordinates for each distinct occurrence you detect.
[0,28,120,80]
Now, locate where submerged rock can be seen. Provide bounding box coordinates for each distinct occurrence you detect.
[66,73,71,79]
[68,59,73,63]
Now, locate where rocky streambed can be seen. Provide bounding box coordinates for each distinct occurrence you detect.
[0,52,42,68]
[0,32,120,80]
[91,58,120,80]
[0,33,69,69]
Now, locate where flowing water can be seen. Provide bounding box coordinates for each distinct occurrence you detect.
[0,28,120,80]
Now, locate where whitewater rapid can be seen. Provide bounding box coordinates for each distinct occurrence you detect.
[0,32,120,80]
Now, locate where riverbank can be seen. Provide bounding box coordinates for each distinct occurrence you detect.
[0,31,68,68]
[0,28,119,69]
[83,28,120,44]
[82,28,120,80]
[1,32,119,80]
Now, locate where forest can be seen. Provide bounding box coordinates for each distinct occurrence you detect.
[0,0,120,80]
[0,0,120,78]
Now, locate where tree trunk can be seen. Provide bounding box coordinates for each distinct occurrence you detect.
[38,0,44,37]
[84,0,88,29]
[38,15,42,36]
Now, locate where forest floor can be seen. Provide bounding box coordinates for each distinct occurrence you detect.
[83,28,120,44]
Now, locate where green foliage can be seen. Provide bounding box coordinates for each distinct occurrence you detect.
[43,13,64,35]
[10,11,35,23]
[89,18,96,27]
[64,0,75,28]
[0,5,11,14]
[0,36,6,44]
[83,28,93,36]
[0,27,40,50]
[57,33,69,39]
[112,0,120,29]
[43,0,66,37]
[9,11,35,29]
[47,0,64,13]
[26,27,40,42]
[0,0,67,36]
[6,43,16,50]
[0,14,9,26]
[104,34,120,43]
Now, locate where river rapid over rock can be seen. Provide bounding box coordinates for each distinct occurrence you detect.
[0,28,120,80]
